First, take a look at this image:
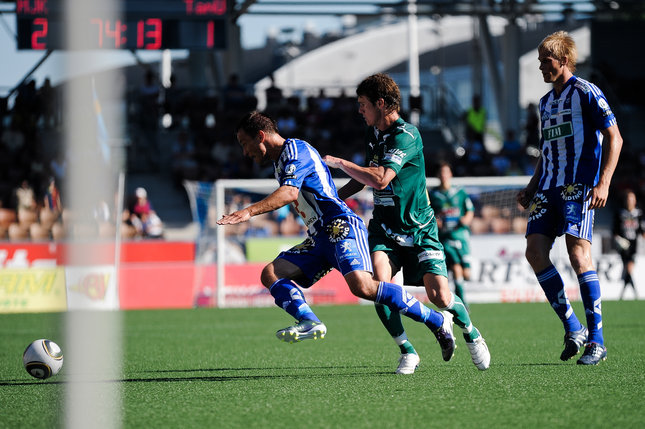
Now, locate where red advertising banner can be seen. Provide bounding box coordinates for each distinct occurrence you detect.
[0,241,195,267]
[118,262,360,310]
[217,264,359,308]
[118,262,197,309]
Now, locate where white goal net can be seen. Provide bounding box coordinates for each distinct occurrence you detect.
[186,175,613,307]
[186,160,637,306]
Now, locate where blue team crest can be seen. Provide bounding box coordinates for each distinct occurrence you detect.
[598,97,612,116]
[326,218,350,242]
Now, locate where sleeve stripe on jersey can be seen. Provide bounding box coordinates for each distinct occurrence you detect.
[286,139,298,160]
[348,216,373,273]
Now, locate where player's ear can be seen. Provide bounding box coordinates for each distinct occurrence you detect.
[257,130,266,143]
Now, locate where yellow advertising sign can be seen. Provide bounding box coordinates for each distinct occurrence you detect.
[0,268,67,313]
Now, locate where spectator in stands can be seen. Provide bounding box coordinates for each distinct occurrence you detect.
[1,117,25,157]
[8,180,38,241]
[276,106,299,136]
[265,74,283,113]
[0,202,16,239]
[171,130,199,186]
[314,89,334,113]
[33,176,63,240]
[502,129,522,166]
[222,74,247,111]
[130,187,164,238]
[15,179,37,212]
[49,150,67,184]
[137,69,161,171]
[38,77,56,129]
[464,94,486,147]
[523,102,540,150]
[43,176,62,214]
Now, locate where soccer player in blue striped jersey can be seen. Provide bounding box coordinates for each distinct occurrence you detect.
[517,31,623,365]
[218,111,455,354]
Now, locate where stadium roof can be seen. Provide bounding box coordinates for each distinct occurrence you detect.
[233,0,645,21]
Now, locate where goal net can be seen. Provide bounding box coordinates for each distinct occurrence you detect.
[186,175,613,307]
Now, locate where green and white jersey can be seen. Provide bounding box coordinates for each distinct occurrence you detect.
[365,118,433,235]
[429,186,474,241]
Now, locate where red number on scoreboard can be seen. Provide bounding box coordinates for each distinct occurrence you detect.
[137,18,162,50]
[31,17,48,50]
[206,20,214,48]
[105,20,127,48]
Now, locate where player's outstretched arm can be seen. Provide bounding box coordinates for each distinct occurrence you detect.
[323,155,394,190]
[217,185,299,226]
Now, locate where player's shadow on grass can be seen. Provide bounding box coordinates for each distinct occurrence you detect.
[0,379,65,386]
[0,366,395,386]
[128,365,395,382]
[142,365,374,373]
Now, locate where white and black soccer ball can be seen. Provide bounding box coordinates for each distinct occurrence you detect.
[23,339,63,380]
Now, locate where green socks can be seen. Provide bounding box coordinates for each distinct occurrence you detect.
[375,303,417,355]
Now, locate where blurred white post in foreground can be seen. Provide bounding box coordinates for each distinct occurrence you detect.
[63,1,124,428]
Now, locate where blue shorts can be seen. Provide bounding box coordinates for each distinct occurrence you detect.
[277,215,373,287]
[526,183,594,242]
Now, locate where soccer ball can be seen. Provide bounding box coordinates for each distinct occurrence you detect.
[23,339,64,380]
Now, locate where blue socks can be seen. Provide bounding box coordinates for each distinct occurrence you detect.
[536,265,584,332]
[578,271,604,345]
[375,281,444,331]
[269,279,320,322]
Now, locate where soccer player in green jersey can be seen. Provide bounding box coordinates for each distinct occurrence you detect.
[324,73,490,374]
[429,162,475,307]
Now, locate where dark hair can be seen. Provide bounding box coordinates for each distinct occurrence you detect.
[438,161,453,170]
[235,111,279,137]
[356,73,401,113]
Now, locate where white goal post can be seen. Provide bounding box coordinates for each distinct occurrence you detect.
[209,176,535,307]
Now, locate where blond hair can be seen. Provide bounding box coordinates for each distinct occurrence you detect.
[538,31,577,73]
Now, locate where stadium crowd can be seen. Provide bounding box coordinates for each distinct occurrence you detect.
[0,72,641,242]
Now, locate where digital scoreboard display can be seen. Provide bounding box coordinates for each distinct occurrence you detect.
[16,0,228,50]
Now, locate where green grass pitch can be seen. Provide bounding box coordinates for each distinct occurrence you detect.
[1,300,644,428]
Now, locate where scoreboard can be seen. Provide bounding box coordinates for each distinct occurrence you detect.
[16,0,228,50]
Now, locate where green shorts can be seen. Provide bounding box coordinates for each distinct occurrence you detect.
[441,237,471,269]
[368,219,448,286]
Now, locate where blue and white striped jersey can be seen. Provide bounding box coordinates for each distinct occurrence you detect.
[274,138,358,235]
[537,75,617,190]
